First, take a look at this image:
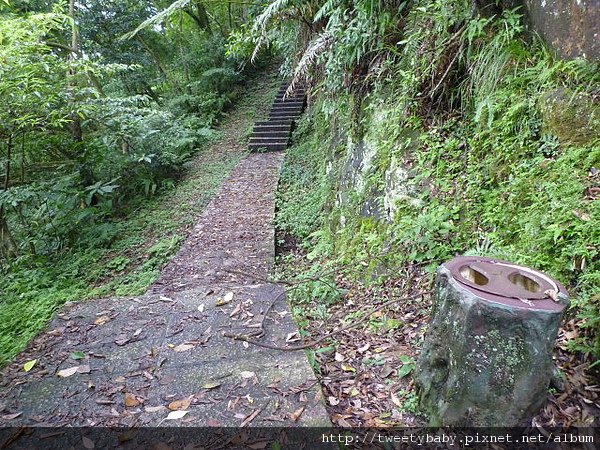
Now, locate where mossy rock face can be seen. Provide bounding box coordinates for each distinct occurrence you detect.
[539,88,600,147]
[416,265,568,426]
[523,0,600,60]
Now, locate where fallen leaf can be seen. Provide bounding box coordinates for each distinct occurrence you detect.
[572,209,591,221]
[286,332,300,342]
[152,444,172,450]
[357,343,370,353]
[336,417,352,427]
[1,412,22,420]
[23,359,37,372]
[202,382,221,390]
[328,396,340,406]
[82,436,95,449]
[77,365,91,374]
[48,327,65,337]
[115,376,126,383]
[71,351,86,360]
[57,366,79,378]
[248,441,269,449]
[145,405,166,413]
[115,337,130,346]
[313,389,322,404]
[124,393,140,407]
[289,405,305,422]
[168,397,192,411]
[198,304,205,313]
[216,292,234,306]
[240,371,255,379]
[94,316,110,325]
[240,409,261,427]
[173,343,194,353]
[230,303,242,317]
[334,352,344,362]
[341,364,356,373]
[390,392,403,408]
[230,432,249,445]
[380,364,394,378]
[164,410,188,420]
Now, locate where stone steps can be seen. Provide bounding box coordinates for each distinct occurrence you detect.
[248,81,306,152]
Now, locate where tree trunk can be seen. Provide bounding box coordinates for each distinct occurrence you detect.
[0,206,18,260]
[416,256,569,426]
[5,133,12,191]
[1,134,18,259]
[136,34,169,77]
[20,130,25,183]
[69,0,83,143]
[228,2,233,30]
[185,1,212,34]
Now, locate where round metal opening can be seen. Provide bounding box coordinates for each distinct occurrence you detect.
[459,265,489,286]
[508,272,541,293]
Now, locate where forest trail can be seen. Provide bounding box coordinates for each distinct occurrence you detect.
[0,74,330,429]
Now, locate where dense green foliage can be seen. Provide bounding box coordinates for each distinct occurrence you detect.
[0,0,268,364]
[267,1,599,358]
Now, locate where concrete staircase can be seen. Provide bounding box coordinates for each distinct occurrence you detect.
[248,81,306,152]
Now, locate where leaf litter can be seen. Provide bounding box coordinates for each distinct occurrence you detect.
[282,251,600,427]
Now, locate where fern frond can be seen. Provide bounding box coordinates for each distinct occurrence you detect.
[252,0,293,33]
[250,32,266,64]
[248,0,294,62]
[286,31,333,96]
[313,0,338,23]
[120,0,193,41]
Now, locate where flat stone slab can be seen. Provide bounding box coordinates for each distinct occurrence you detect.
[0,152,330,429]
[0,285,328,427]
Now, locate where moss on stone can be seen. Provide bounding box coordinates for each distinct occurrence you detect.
[539,88,600,147]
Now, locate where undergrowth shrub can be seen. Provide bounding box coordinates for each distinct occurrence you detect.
[276,2,600,359]
[276,111,331,243]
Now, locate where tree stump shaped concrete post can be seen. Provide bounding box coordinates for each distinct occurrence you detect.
[416,256,569,426]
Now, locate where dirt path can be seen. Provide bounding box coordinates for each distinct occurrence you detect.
[0,72,330,432]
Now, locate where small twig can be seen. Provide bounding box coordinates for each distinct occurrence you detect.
[225,268,295,285]
[1,427,27,449]
[239,400,270,427]
[224,289,287,340]
[225,293,423,351]
[430,23,468,97]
